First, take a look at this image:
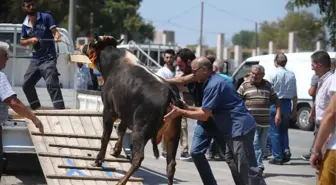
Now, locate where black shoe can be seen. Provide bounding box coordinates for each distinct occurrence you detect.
[180,152,192,161]
[258,167,265,174]
[283,151,291,163]
[269,159,283,165]
[263,152,272,160]
[301,153,310,161]
[161,152,167,159]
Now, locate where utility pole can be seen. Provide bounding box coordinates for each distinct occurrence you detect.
[255,22,259,55]
[199,1,204,55]
[90,12,94,33]
[68,0,76,42]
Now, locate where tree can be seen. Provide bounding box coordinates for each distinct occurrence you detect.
[0,0,155,43]
[231,30,256,48]
[286,0,335,49]
[258,11,325,51]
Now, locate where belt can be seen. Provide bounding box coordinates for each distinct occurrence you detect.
[279,98,291,101]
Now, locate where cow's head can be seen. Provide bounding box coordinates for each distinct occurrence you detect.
[82,34,124,72]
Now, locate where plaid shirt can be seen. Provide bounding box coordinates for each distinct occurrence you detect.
[0,71,16,123]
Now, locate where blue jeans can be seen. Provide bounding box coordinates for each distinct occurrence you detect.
[253,126,269,168]
[269,100,292,161]
[191,120,227,185]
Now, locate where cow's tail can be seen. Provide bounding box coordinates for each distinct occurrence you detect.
[156,87,183,146]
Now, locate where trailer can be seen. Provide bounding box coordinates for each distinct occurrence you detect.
[0,24,138,184]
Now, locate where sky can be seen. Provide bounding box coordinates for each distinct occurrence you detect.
[138,0,319,47]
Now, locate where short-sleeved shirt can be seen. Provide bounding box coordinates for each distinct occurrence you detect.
[219,73,233,83]
[202,73,256,138]
[315,70,334,121]
[327,73,336,150]
[156,66,175,79]
[311,74,319,102]
[0,72,16,123]
[21,12,57,62]
[267,67,297,99]
[238,79,278,127]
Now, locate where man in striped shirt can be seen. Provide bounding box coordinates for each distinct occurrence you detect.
[238,65,281,173]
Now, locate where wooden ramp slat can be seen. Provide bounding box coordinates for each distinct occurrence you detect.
[25,109,143,185]
[31,132,118,140]
[46,175,144,182]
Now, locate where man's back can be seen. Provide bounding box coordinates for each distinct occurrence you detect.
[202,73,256,137]
[268,67,297,99]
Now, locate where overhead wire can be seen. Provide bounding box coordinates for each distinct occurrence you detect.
[204,2,257,23]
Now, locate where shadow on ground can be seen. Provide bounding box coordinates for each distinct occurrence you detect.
[135,166,188,185]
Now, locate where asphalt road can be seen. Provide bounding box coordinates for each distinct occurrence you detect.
[1,119,317,185]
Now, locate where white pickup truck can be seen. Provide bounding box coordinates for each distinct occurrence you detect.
[0,24,132,170]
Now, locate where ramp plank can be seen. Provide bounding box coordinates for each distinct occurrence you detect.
[26,110,143,185]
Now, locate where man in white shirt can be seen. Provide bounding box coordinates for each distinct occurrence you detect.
[310,52,336,185]
[156,49,191,161]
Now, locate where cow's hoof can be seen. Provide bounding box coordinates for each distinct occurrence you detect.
[90,160,102,167]
[111,148,122,157]
[116,182,126,185]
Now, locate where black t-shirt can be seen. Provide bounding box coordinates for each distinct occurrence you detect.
[186,82,204,106]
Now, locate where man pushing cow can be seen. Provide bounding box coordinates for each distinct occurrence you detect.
[20,0,65,110]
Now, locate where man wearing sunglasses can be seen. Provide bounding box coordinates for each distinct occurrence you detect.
[19,0,64,110]
[166,54,265,185]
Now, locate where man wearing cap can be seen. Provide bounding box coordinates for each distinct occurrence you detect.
[0,44,44,180]
[266,53,297,165]
[19,0,65,110]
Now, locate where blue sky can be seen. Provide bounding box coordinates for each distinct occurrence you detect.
[138,0,319,47]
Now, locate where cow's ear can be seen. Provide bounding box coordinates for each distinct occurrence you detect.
[117,39,124,45]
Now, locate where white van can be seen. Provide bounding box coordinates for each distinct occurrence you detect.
[231,52,336,131]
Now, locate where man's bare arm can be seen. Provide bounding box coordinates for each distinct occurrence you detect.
[4,96,38,122]
[313,93,336,153]
[166,74,197,85]
[178,107,212,121]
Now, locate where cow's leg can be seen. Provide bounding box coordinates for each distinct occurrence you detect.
[93,109,115,167]
[111,121,127,157]
[165,117,182,185]
[117,125,147,185]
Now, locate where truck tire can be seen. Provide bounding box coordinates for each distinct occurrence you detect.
[296,106,314,131]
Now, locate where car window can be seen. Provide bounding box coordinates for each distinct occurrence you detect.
[0,32,32,57]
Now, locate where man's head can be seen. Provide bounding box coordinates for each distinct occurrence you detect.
[176,48,196,75]
[0,45,9,70]
[311,50,331,77]
[213,59,226,74]
[206,54,216,64]
[191,57,213,83]
[163,49,175,66]
[331,58,336,70]
[251,65,265,84]
[22,0,37,16]
[274,53,287,67]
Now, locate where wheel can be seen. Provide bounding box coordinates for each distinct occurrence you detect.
[296,106,314,131]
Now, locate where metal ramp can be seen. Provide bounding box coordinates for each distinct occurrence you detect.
[24,109,143,185]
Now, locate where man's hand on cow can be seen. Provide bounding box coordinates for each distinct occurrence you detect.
[163,103,182,122]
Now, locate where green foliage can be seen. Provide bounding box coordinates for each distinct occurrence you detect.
[0,0,154,43]
[286,0,335,48]
[258,11,325,50]
[231,30,256,48]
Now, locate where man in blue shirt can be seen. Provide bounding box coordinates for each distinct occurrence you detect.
[165,57,265,185]
[19,0,65,110]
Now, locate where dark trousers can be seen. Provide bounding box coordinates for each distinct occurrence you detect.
[208,138,225,158]
[191,120,228,185]
[22,59,65,110]
[225,129,266,185]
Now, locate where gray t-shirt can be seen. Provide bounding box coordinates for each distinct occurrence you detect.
[311,74,319,102]
[311,74,319,86]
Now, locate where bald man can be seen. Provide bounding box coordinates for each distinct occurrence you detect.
[164,57,265,185]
